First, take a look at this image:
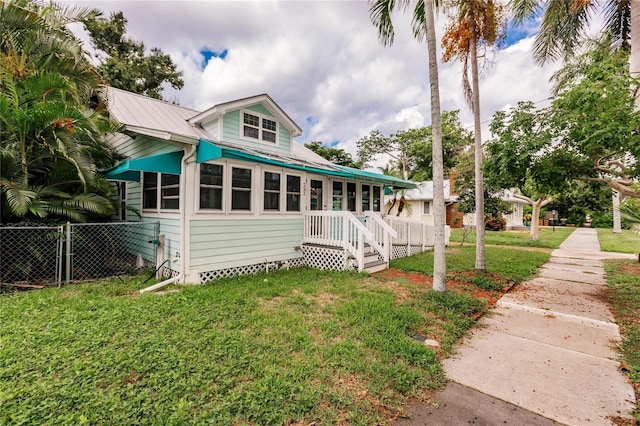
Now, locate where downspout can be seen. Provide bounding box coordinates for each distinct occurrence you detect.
[140,144,196,293]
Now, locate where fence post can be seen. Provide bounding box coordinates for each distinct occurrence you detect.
[65,222,71,284]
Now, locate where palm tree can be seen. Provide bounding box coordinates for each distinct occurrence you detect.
[369,0,447,291]
[0,0,122,222]
[441,0,506,271]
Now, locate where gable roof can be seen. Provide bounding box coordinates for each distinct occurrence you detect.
[188,93,303,137]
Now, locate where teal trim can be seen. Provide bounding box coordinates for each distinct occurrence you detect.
[102,151,183,182]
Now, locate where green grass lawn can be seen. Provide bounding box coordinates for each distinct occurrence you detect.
[449,226,575,249]
[596,228,640,254]
[0,267,489,425]
[604,260,640,421]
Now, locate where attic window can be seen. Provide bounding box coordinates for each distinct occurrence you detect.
[242,111,278,144]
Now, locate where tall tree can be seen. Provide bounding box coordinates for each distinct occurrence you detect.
[84,11,184,99]
[485,101,565,240]
[369,0,447,291]
[441,0,506,271]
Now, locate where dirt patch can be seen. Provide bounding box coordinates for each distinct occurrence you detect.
[373,268,510,309]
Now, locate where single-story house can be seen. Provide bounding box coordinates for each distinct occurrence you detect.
[385,180,526,230]
[101,88,434,289]
[461,189,527,229]
[384,179,463,228]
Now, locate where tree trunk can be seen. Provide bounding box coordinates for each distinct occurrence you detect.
[470,29,485,271]
[613,190,622,233]
[530,201,542,241]
[425,0,447,292]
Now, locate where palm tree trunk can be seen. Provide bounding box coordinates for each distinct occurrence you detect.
[425,0,447,292]
[470,28,485,271]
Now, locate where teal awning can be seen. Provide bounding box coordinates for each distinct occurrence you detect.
[196,139,416,189]
[335,165,417,189]
[196,139,352,178]
[102,151,184,182]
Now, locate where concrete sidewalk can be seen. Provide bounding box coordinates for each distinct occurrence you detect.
[397,228,637,425]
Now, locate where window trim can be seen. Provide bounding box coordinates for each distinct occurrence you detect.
[199,162,224,211]
[230,165,253,213]
[142,171,180,212]
[262,169,282,213]
[423,201,432,215]
[240,109,280,146]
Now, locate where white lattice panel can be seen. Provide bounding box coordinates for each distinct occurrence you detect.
[392,245,408,259]
[301,245,347,270]
[199,258,301,284]
[409,245,424,256]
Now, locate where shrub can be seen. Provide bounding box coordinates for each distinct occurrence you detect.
[485,215,506,231]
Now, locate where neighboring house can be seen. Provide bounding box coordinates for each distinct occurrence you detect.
[101,88,429,288]
[384,179,463,228]
[461,189,527,229]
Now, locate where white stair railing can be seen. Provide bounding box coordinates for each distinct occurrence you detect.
[364,211,397,262]
[303,211,391,271]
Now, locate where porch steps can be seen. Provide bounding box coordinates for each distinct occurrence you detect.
[363,244,388,274]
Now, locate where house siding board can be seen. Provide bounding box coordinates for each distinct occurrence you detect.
[189,218,303,270]
[202,119,219,139]
[142,217,181,261]
[247,104,272,116]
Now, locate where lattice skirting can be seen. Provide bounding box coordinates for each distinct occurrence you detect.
[160,267,180,279]
[300,245,356,271]
[199,257,305,284]
[391,244,430,259]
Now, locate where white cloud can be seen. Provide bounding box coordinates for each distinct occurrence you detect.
[64,0,559,167]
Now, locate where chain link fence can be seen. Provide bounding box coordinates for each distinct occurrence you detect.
[0,222,159,289]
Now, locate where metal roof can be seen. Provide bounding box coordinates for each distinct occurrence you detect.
[103,87,210,141]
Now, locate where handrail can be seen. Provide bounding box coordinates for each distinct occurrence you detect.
[364,211,397,238]
[364,211,397,262]
[302,211,377,271]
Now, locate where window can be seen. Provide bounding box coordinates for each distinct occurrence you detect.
[200,164,223,210]
[423,201,432,215]
[161,174,180,209]
[264,172,280,211]
[361,184,371,211]
[347,182,356,212]
[119,182,127,221]
[242,111,278,143]
[143,172,180,210]
[231,167,252,210]
[286,175,301,212]
[372,186,381,212]
[142,172,158,209]
[332,181,343,211]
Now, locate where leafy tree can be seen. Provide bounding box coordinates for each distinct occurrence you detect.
[369,0,448,292]
[441,0,507,271]
[484,101,567,240]
[84,11,184,99]
[551,49,640,198]
[0,0,123,223]
[304,141,362,168]
[357,111,469,181]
